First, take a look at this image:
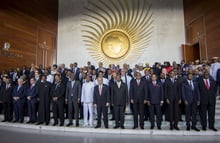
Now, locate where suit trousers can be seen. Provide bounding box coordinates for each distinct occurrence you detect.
[83,102,93,126]
[27,100,37,122]
[52,100,64,125]
[149,104,162,128]
[68,100,79,125]
[97,105,108,128]
[3,102,13,121]
[13,101,24,122]
[168,100,179,128]
[133,103,144,128]
[200,103,215,129]
[114,105,125,127]
[185,103,197,128]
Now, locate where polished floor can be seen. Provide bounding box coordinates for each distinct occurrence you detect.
[0,126,220,143]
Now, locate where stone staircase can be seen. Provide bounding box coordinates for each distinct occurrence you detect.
[0,99,219,135]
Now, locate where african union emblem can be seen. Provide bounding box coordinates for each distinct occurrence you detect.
[81,0,153,65]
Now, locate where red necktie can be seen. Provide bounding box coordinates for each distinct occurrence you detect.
[206,79,210,90]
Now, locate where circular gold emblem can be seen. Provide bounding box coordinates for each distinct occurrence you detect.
[101,31,130,59]
[82,0,153,65]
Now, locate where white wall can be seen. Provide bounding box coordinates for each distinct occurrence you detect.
[58,0,185,67]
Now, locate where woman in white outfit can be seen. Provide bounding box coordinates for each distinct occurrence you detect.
[81,75,95,127]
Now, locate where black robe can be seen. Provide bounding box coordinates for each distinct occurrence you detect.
[37,81,51,123]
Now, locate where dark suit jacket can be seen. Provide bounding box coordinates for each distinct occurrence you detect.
[164,78,180,102]
[12,85,26,102]
[93,84,110,107]
[65,80,81,101]
[0,84,14,103]
[130,79,148,104]
[111,82,128,106]
[197,76,217,105]
[51,82,65,100]
[73,68,80,80]
[217,69,220,87]
[182,79,200,104]
[147,81,164,104]
[26,84,38,102]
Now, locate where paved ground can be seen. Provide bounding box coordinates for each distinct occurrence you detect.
[0,126,220,143]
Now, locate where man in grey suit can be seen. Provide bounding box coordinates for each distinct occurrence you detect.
[65,73,82,127]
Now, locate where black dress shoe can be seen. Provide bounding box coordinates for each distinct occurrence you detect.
[140,126,144,130]
[121,126,125,129]
[53,123,58,126]
[186,127,190,131]
[209,127,218,132]
[26,121,32,124]
[192,127,200,131]
[45,122,49,125]
[157,127,161,130]
[66,123,73,127]
[114,126,120,129]
[2,120,7,122]
[174,127,180,131]
[13,120,18,123]
[170,127,173,130]
[95,125,101,128]
[36,122,42,125]
[8,120,13,122]
[132,127,137,129]
[202,127,206,131]
[20,120,24,123]
[110,118,115,121]
[150,126,154,130]
[105,126,109,129]
[59,123,64,126]
[76,124,79,127]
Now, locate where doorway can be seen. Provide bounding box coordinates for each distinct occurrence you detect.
[182,43,200,63]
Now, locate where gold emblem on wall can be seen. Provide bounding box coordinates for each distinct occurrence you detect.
[81,0,153,65]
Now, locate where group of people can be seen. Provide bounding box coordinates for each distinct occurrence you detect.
[0,58,220,132]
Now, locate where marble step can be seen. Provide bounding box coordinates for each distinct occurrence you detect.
[1,122,220,136]
[1,115,220,128]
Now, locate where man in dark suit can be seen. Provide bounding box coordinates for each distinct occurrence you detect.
[37,75,51,125]
[217,68,220,96]
[94,77,110,128]
[73,62,80,80]
[147,74,164,130]
[87,61,95,71]
[51,74,65,126]
[130,72,148,129]
[26,77,38,123]
[65,73,81,127]
[197,70,218,131]
[141,69,151,121]
[12,78,26,123]
[0,76,6,114]
[111,74,128,129]
[182,73,200,131]
[164,70,181,130]
[0,77,14,122]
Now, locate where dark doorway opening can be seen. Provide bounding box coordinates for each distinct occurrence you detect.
[192,42,200,61]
